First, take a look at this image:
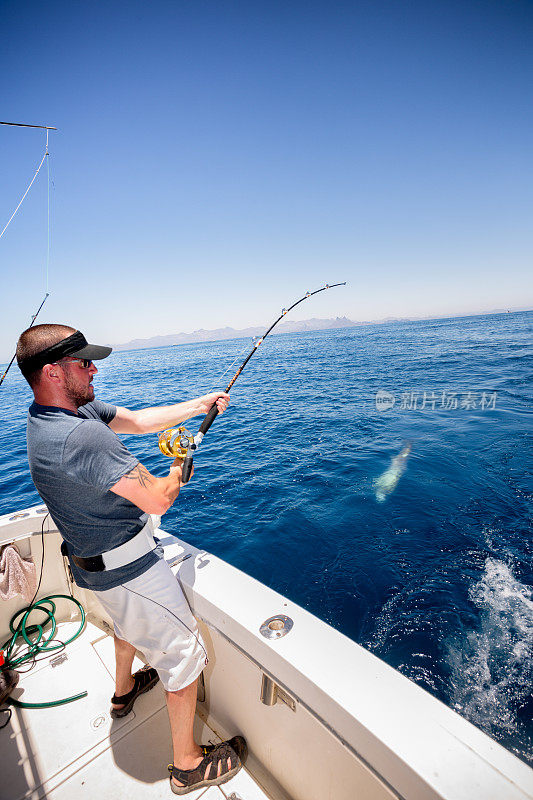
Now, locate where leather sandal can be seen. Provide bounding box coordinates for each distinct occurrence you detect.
[168,736,247,795]
[110,666,159,718]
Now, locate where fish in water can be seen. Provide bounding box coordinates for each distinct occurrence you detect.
[374,442,412,503]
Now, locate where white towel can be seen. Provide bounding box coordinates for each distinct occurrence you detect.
[0,544,37,603]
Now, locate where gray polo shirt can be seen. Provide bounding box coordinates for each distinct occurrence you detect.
[27,399,161,590]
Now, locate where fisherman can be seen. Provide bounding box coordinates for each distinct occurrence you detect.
[16,323,246,795]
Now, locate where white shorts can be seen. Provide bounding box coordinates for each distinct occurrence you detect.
[95,558,207,692]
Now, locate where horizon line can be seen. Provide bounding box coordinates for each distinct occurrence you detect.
[109,306,532,354]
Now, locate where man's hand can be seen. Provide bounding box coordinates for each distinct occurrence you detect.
[197,392,230,416]
[170,455,184,477]
[170,456,194,481]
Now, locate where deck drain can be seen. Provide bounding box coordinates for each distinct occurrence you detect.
[91,714,108,730]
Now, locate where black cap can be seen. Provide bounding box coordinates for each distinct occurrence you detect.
[20,330,112,373]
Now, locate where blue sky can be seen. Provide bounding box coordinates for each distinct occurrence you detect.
[1,0,532,360]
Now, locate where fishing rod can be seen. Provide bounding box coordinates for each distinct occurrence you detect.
[0,293,50,387]
[158,281,346,482]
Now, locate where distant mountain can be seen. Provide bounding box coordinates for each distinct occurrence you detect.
[112,316,358,351]
[110,307,533,352]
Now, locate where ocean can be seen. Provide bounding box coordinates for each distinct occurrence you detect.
[1,310,532,765]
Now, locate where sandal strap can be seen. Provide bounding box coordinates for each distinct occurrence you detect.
[111,667,157,704]
[168,742,239,785]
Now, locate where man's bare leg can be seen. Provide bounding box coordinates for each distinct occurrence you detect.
[167,678,232,787]
[167,678,205,786]
[111,634,136,710]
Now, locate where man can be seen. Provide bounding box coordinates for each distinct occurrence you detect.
[16,323,246,795]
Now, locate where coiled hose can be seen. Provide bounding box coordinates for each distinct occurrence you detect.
[1,594,87,708]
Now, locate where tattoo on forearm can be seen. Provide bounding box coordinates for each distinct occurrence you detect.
[124,464,154,488]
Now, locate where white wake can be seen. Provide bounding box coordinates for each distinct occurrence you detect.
[447,558,533,749]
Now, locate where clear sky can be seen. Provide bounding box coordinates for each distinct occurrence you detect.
[1,0,532,360]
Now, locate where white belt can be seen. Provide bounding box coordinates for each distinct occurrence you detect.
[101,517,157,570]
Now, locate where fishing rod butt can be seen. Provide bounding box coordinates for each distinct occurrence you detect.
[198,404,220,435]
[181,456,194,484]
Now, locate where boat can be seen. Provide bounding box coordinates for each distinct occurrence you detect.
[1,503,532,800]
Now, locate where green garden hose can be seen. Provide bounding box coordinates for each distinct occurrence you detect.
[1,594,87,708]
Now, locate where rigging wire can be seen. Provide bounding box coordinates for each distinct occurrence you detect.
[0,122,55,387]
[0,150,47,242]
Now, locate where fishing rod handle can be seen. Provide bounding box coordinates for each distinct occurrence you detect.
[181,455,194,484]
[198,404,219,435]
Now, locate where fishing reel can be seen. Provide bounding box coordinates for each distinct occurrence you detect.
[158,427,194,459]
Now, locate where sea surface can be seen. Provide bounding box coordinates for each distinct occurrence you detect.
[1,311,532,765]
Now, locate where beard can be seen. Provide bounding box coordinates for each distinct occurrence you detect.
[62,370,95,408]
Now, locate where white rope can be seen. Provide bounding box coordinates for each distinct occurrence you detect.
[46,129,50,291]
[0,129,53,388]
[0,150,47,241]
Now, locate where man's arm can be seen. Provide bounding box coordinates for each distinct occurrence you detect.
[108,392,230,435]
[110,458,189,515]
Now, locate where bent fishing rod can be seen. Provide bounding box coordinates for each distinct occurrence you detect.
[158,282,346,482]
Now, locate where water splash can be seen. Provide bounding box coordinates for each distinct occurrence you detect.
[446,558,533,757]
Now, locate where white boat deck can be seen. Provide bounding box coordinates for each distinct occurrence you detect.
[4,618,269,800]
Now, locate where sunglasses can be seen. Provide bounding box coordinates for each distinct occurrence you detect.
[56,356,93,369]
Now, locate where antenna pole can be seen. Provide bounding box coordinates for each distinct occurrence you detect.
[0,121,57,130]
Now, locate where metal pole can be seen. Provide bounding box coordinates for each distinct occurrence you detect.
[0,121,57,130]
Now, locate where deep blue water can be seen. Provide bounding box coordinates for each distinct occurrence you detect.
[1,311,532,764]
